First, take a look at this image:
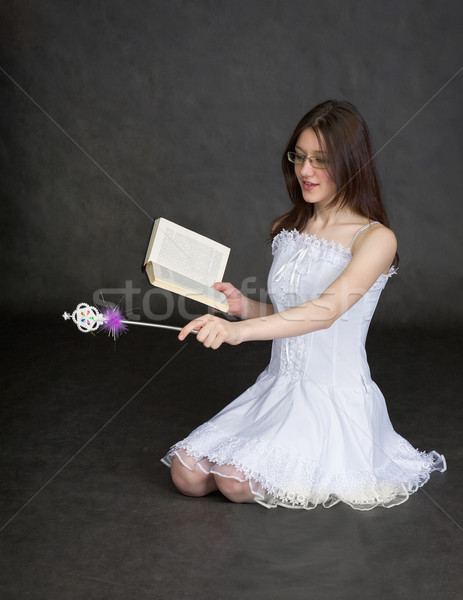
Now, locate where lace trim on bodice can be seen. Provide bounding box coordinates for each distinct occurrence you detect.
[272,229,352,268]
[272,229,397,290]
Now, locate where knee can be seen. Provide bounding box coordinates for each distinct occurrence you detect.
[170,456,211,497]
[215,476,253,503]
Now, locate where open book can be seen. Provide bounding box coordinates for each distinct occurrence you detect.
[143,218,230,312]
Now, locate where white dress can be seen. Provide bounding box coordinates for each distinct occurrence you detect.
[162,224,446,510]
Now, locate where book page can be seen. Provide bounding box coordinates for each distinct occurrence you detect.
[147,219,230,287]
[155,264,227,305]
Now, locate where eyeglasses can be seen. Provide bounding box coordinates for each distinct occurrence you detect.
[287,151,330,169]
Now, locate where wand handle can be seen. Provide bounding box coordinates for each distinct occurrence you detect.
[121,320,197,334]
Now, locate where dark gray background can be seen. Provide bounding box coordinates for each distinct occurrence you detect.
[1,5,461,599]
[1,0,462,326]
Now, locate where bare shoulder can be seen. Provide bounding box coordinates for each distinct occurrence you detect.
[353,223,397,254]
[350,223,397,275]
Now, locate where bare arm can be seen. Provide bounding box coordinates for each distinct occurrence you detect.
[212,282,274,320]
[182,226,396,348]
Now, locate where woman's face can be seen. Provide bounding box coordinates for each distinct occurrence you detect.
[294,127,337,207]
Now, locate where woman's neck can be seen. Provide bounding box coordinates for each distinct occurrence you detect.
[311,205,362,227]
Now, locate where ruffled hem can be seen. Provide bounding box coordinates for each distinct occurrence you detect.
[161,426,447,511]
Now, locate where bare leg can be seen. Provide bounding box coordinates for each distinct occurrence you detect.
[171,455,218,497]
[214,475,256,503]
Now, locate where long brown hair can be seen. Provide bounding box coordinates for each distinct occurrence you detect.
[273,100,391,238]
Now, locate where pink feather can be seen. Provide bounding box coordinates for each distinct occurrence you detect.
[101,306,128,340]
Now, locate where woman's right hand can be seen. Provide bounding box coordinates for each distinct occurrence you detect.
[212,282,249,319]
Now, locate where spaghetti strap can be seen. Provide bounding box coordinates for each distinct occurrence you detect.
[348,221,380,250]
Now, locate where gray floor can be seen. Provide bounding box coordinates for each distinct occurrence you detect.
[1,319,461,599]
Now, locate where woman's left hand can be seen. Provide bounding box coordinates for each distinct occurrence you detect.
[178,315,243,349]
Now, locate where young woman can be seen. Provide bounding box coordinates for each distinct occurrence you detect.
[162,100,446,510]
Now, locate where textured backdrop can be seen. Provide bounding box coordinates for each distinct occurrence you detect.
[1,0,462,326]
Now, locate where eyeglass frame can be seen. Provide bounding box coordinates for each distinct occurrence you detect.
[287,151,330,170]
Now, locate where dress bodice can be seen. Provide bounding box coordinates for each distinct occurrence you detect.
[266,230,396,385]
